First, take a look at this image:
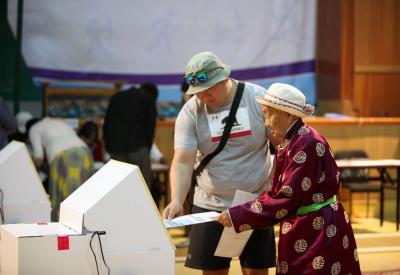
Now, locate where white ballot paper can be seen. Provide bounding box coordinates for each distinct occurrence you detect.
[164,211,219,228]
[214,190,259,258]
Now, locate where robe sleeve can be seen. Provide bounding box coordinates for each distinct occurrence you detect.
[228,138,328,233]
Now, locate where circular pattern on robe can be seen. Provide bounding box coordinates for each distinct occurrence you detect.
[343,235,349,249]
[354,248,359,261]
[302,177,312,191]
[312,256,325,270]
[276,209,288,219]
[313,216,324,230]
[298,126,310,135]
[294,239,307,253]
[294,151,307,164]
[336,172,341,183]
[331,262,341,275]
[281,222,292,234]
[318,171,326,183]
[250,200,263,213]
[326,224,337,238]
[312,193,325,203]
[330,202,339,211]
[344,211,350,223]
[239,224,251,232]
[280,185,293,197]
[316,143,326,157]
[279,261,288,274]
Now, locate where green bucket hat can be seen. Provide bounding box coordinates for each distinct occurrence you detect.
[185,52,231,95]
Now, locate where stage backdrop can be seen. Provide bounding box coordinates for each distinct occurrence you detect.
[8,0,316,105]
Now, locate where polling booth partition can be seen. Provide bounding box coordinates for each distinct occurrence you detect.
[0,140,51,224]
[0,160,175,275]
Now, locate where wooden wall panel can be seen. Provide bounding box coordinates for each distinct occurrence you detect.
[354,0,381,65]
[317,0,400,117]
[316,0,342,103]
[352,0,400,116]
[354,0,400,65]
[340,0,354,102]
[380,0,400,64]
[354,73,400,117]
[316,0,356,115]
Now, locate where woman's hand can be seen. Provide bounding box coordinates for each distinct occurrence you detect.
[217,210,233,227]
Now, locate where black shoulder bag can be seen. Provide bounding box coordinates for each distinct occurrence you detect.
[188,81,245,209]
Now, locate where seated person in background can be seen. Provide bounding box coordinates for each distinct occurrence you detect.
[27,117,94,221]
[218,83,361,275]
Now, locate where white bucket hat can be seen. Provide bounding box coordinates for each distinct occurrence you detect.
[256,83,314,118]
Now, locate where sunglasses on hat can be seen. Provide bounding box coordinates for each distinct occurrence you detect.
[184,67,223,86]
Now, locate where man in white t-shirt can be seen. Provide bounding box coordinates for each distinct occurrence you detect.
[163,52,276,275]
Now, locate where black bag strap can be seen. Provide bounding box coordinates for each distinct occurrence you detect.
[193,81,245,177]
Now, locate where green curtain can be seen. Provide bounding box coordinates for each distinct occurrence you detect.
[0,0,40,103]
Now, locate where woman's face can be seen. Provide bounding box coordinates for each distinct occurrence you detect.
[261,105,290,140]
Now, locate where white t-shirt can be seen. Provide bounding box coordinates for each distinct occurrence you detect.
[29,117,87,163]
[174,80,273,211]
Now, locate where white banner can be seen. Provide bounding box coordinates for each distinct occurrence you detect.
[8,0,316,103]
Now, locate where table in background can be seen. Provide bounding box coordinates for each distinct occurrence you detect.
[336,159,400,231]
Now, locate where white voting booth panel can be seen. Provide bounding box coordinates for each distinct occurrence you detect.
[0,223,96,275]
[0,141,51,223]
[0,160,175,275]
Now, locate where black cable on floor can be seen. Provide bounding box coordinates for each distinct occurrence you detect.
[89,231,110,275]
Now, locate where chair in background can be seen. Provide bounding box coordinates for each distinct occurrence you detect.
[335,150,381,220]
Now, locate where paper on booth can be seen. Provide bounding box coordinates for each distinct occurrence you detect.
[214,190,259,258]
[164,211,219,228]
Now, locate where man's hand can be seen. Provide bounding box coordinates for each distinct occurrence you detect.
[217,210,233,227]
[162,200,184,220]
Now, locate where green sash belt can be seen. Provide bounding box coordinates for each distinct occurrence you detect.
[296,196,336,216]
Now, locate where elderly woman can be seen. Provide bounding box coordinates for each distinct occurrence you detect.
[218,83,361,275]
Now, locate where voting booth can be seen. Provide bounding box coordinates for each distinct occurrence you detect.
[0,141,51,224]
[0,160,175,275]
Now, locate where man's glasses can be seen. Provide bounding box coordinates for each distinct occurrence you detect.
[184,67,223,86]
